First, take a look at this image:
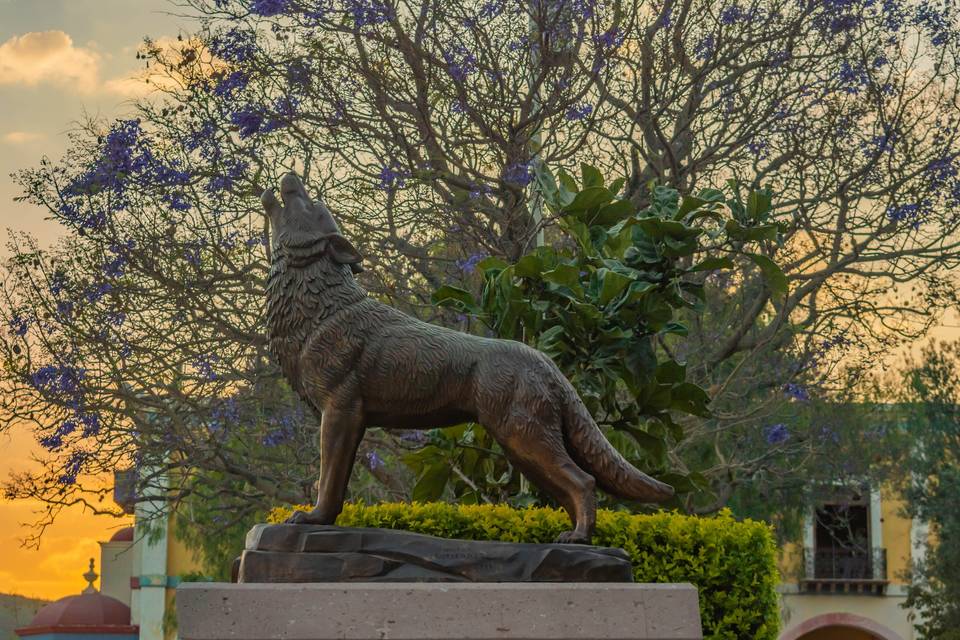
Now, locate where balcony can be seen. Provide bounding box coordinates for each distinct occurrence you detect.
[800,547,888,595]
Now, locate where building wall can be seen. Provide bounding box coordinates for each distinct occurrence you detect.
[778,487,918,640]
[165,522,203,580]
[881,495,912,586]
[779,592,912,639]
[163,515,204,640]
[791,626,875,640]
[98,541,133,608]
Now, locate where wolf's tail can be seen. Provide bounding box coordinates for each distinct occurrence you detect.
[560,379,674,503]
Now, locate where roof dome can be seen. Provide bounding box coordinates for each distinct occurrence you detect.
[15,560,137,638]
[108,526,134,542]
[26,591,132,627]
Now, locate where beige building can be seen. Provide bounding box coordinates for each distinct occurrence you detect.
[777,485,925,640]
[98,470,204,640]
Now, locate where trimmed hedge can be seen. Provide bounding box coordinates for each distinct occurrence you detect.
[270,502,779,639]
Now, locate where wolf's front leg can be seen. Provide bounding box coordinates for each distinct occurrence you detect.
[286,399,365,525]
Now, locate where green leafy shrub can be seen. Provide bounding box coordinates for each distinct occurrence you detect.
[270,501,780,640]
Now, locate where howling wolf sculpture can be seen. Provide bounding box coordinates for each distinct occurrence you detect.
[261,172,673,543]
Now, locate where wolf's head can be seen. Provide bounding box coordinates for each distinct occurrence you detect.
[261,172,363,273]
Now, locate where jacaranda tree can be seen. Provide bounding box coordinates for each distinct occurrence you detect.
[2,0,960,555]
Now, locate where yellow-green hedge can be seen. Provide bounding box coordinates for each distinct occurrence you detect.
[270,502,779,640]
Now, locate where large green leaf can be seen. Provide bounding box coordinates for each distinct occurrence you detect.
[581,163,604,188]
[557,167,578,194]
[637,217,702,240]
[690,256,734,272]
[726,219,778,242]
[656,359,686,383]
[431,285,479,312]
[747,253,788,297]
[562,186,614,214]
[677,195,709,218]
[412,464,451,502]
[477,256,508,271]
[747,188,773,221]
[589,199,634,226]
[608,176,626,196]
[542,263,584,295]
[514,254,545,279]
[670,382,711,417]
[597,268,634,305]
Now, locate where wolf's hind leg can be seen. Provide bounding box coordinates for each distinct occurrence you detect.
[286,397,365,525]
[497,429,597,544]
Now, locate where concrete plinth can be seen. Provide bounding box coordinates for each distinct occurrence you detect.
[176,582,702,640]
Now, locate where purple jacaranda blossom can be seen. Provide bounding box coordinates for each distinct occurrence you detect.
[693,35,714,60]
[185,121,216,152]
[886,203,923,228]
[720,4,751,24]
[30,363,86,402]
[231,106,266,138]
[106,311,126,326]
[250,0,290,16]
[593,28,622,50]
[286,60,311,86]
[378,164,409,191]
[56,300,74,319]
[365,450,385,470]
[10,314,28,337]
[400,429,428,444]
[84,282,113,303]
[345,0,394,28]
[503,161,534,186]
[764,423,790,445]
[747,139,768,159]
[469,183,492,200]
[263,409,299,446]
[783,383,810,402]
[443,45,477,83]
[456,253,487,274]
[209,28,256,63]
[193,354,219,381]
[49,271,68,296]
[58,450,88,485]
[80,412,101,437]
[926,156,958,187]
[212,70,249,98]
[565,103,593,121]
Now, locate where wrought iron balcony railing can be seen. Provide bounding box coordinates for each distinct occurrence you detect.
[801,547,888,594]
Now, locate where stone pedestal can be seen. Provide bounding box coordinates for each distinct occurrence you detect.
[176,582,703,640]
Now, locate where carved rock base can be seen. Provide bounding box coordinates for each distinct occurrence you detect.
[236,524,634,583]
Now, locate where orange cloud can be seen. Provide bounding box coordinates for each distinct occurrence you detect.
[2,131,44,144]
[103,36,195,98]
[0,31,101,93]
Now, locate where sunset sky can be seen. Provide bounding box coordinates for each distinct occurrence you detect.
[0,0,181,600]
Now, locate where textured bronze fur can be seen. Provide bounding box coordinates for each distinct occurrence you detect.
[261,173,673,543]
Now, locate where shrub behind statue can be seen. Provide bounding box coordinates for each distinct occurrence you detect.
[261,172,673,543]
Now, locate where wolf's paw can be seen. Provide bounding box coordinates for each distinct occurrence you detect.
[285,509,336,525]
[555,530,591,545]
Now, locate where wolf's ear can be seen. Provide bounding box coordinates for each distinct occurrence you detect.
[327,234,364,270]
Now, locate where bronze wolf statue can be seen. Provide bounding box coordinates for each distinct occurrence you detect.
[261,172,673,543]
